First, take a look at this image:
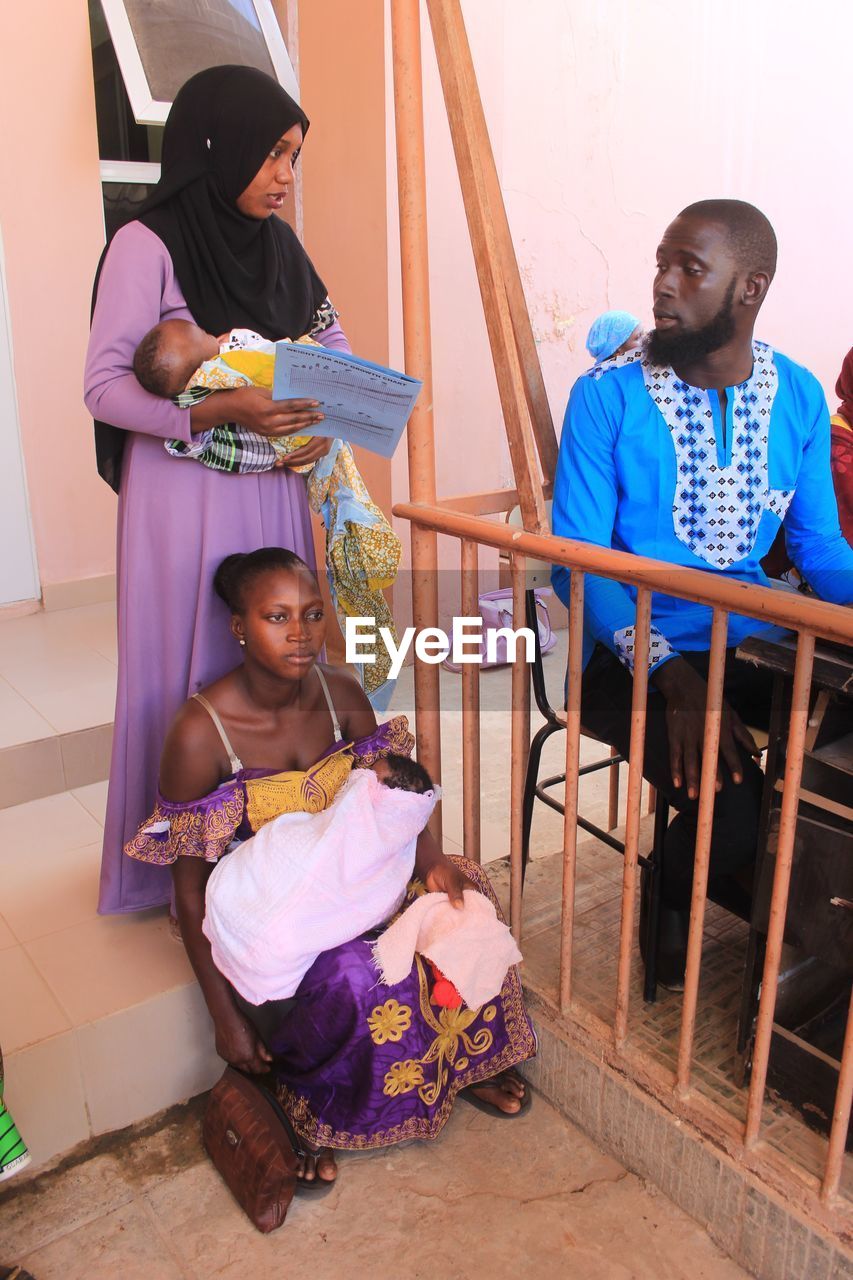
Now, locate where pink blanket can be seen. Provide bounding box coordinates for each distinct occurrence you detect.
[372,889,522,1009]
[203,769,437,1004]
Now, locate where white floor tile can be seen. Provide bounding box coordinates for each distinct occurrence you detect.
[0,946,70,1051]
[1,841,102,942]
[0,790,103,859]
[25,911,195,1026]
[0,911,18,949]
[0,676,55,750]
[71,780,109,825]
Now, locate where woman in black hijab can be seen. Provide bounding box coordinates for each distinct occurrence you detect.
[84,65,345,921]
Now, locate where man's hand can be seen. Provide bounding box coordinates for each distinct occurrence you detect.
[424,857,469,909]
[213,1006,273,1074]
[651,657,759,799]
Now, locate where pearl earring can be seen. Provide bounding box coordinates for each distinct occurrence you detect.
[239,639,246,647]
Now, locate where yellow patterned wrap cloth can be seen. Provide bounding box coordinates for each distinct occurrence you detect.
[305,441,401,699]
[181,335,402,702]
[124,715,415,866]
[244,744,354,832]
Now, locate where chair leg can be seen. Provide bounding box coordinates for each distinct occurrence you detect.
[522,722,559,887]
[607,746,620,831]
[642,799,669,1003]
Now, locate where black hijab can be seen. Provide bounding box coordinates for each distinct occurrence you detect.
[93,65,328,491]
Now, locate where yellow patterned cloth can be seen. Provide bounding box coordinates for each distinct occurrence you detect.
[125,715,414,866]
[305,441,400,698]
[244,744,354,831]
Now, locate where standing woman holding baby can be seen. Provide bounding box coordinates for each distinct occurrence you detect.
[85,65,343,915]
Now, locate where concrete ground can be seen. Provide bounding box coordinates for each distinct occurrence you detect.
[1,1090,751,1280]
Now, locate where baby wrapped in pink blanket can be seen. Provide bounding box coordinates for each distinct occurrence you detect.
[203,758,437,1005]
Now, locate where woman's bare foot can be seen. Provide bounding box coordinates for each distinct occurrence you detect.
[466,1068,527,1115]
[298,1145,337,1183]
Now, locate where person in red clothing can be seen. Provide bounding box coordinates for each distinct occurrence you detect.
[831,348,853,546]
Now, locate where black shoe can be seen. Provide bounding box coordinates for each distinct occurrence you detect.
[640,867,688,992]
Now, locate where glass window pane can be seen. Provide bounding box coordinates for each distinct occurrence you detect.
[102,182,156,240]
[90,0,163,163]
[120,0,275,104]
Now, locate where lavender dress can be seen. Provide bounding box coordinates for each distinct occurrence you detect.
[84,221,350,914]
[126,717,537,1149]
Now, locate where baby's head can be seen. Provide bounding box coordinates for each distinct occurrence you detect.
[370,753,434,794]
[133,319,221,398]
[585,310,643,363]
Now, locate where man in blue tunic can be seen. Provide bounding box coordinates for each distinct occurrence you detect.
[551,199,853,987]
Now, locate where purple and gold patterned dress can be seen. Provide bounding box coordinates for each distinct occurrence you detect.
[126,711,536,1150]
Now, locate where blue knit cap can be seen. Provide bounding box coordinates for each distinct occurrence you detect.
[585,310,641,362]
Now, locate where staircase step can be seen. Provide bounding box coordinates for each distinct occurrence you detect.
[0,786,220,1172]
[0,602,116,808]
[0,724,112,809]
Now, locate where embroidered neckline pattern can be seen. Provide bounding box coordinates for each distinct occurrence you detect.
[585,345,644,383]
[641,341,790,569]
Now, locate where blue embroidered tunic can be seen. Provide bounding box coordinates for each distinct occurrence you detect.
[551,342,853,675]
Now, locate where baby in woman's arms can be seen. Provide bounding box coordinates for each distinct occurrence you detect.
[202,754,438,1005]
[203,751,521,1012]
[132,318,318,472]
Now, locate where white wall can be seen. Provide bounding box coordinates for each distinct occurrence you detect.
[0,231,39,607]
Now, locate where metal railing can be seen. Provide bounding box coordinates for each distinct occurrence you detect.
[388,0,851,1239]
[394,497,853,1230]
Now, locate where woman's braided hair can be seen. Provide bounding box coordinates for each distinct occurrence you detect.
[213,547,315,613]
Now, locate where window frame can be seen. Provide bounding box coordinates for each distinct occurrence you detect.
[100,0,300,126]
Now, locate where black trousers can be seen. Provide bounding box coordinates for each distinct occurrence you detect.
[580,646,776,910]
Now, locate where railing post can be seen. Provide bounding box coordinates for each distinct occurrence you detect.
[821,985,853,1203]
[460,538,481,862]
[614,589,652,1048]
[390,0,442,837]
[744,633,816,1147]
[509,552,530,939]
[559,569,585,1012]
[675,609,729,1096]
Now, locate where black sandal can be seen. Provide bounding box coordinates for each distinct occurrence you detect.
[460,1070,532,1119]
[295,1146,338,1196]
[0,1267,37,1280]
[231,1068,338,1198]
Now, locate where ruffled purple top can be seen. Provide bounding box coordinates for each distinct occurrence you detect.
[125,716,414,867]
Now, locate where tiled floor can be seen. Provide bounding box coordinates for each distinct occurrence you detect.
[0,602,117,741]
[0,603,116,807]
[0,1090,751,1280]
[487,844,853,1202]
[0,603,847,1215]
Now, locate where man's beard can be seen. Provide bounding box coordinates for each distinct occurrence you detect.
[646,278,737,367]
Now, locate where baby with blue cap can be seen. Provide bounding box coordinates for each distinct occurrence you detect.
[585,310,643,363]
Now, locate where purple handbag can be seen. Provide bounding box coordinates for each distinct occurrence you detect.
[443,586,556,672]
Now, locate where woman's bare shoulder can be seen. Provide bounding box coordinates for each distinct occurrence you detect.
[159,696,228,803]
[321,664,377,740]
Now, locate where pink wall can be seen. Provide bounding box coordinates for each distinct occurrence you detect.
[5,1,848,598]
[0,3,116,592]
[386,0,851,545]
[498,0,851,417]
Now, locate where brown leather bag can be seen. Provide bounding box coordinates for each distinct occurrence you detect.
[202,1066,304,1233]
